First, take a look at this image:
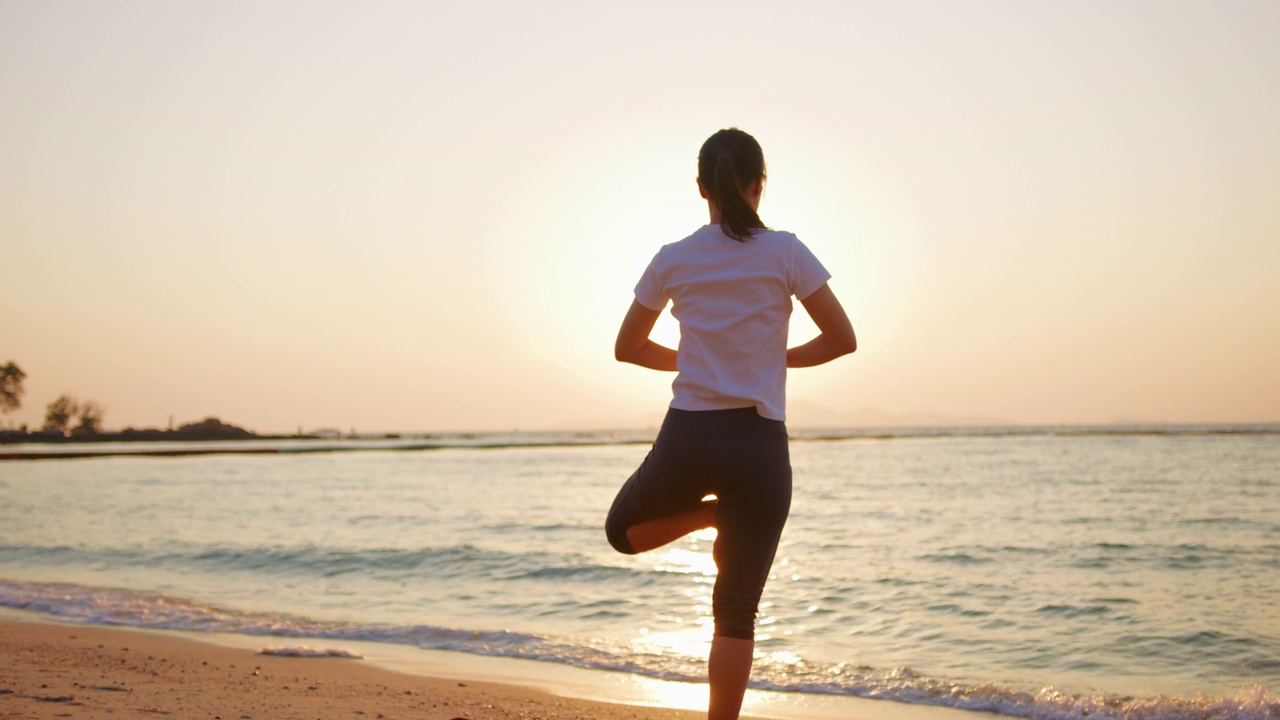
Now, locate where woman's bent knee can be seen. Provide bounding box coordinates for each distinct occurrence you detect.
[605,517,638,555]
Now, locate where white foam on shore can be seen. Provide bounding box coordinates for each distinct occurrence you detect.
[259,646,363,658]
[0,604,994,720]
[219,626,1001,720]
[3,581,1278,720]
[5,604,1278,720]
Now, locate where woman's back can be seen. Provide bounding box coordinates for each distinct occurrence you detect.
[635,225,830,420]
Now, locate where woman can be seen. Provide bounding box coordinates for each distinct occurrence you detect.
[606,127,857,720]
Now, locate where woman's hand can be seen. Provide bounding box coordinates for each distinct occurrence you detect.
[615,300,679,371]
[787,284,856,368]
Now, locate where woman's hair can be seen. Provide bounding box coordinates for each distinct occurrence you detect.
[697,128,767,242]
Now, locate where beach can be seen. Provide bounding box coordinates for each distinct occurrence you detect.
[0,617,978,720]
[0,618,709,720]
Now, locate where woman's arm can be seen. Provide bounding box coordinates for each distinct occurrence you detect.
[615,299,679,371]
[787,283,857,368]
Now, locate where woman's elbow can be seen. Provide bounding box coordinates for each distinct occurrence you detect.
[614,341,638,364]
[834,331,857,357]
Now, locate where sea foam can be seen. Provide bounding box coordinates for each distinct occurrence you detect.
[2,579,1276,720]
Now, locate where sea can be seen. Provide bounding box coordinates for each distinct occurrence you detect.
[1,424,1277,720]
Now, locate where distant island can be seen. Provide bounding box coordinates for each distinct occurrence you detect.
[0,417,259,444]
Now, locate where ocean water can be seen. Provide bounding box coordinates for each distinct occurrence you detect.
[1,426,1278,719]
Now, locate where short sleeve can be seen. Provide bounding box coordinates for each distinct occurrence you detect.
[788,236,832,299]
[633,248,668,310]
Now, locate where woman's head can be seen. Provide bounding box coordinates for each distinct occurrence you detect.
[697,128,767,242]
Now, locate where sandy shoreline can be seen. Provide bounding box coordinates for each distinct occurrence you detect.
[0,616,1007,720]
[0,619,709,720]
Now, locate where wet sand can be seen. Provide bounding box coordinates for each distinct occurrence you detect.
[0,618,1003,720]
[0,620,709,720]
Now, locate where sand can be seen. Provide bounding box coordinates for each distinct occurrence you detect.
[0,620,709,720]
[0,618,1000,720]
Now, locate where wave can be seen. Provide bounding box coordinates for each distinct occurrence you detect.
[1,579,1274,720]
[0,542,637,586]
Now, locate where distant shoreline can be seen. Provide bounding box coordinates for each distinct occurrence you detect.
[0,416,274,449]
[1,422,1276,462]
[0,436,648,461]
[0,430,298,445]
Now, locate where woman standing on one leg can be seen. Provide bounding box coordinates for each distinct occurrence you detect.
[606,127,857,720]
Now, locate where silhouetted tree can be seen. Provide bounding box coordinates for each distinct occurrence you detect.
[175,417,253,439]
[72,400,106,436]
[43,395,80,434]
[0,361,24,414]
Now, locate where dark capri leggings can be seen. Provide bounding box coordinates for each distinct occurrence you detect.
[606,407,792,640]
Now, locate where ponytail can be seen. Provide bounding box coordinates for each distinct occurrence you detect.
[698,128,767,242]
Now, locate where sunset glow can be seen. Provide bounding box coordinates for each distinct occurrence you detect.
[2,1,1277,433]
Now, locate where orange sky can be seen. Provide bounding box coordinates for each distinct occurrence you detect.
[2,1,1278,433]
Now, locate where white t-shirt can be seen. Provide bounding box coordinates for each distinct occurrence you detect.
[634,224,831,421]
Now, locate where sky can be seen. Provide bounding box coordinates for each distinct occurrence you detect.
[2,1,1278,434]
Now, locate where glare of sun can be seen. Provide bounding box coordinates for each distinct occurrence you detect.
[629,526,725,711]
[649,308,681,350]
[652,545,718,577]
[651,526,717,573]
[635,627,712,660]
[635,676,710,712]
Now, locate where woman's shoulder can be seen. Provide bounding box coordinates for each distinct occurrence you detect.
[660,226,803,254]
[752,227,800,243]
[746,228,807,256]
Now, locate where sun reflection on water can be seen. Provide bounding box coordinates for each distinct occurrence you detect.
[631,675,711,713]
[634,626,712,659]
[632,529,720,672]
[651,527,718,576]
